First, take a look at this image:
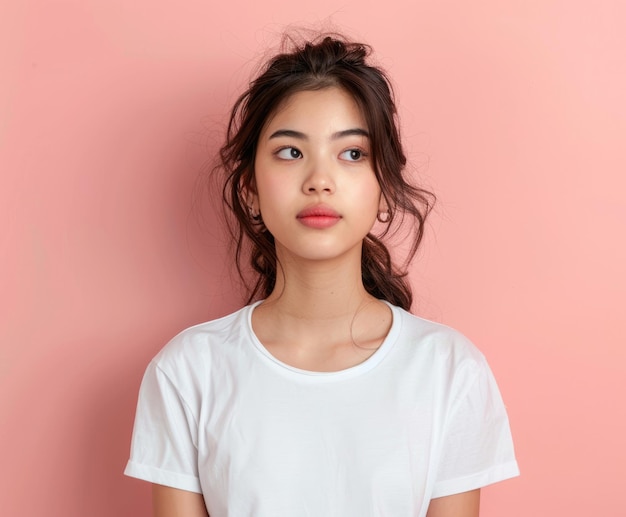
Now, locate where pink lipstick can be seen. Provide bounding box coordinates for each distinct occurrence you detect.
[296,205,341,229]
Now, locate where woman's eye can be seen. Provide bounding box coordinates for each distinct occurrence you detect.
[340,149,365,161]
[276,147,302,160]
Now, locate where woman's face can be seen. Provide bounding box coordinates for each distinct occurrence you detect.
[252,87,384,266]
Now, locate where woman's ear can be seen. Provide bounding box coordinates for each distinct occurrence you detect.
[378,193,389,214]
[245,188,258,213]
[377,194,391,223]
[243,180,261,220]
[239,173,258,211]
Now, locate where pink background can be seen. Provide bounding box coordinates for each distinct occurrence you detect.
[1,1,624,515]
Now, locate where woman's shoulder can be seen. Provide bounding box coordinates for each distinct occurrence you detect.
[389,306,501,403]
[391,304,487,369]
[151,304,254,373]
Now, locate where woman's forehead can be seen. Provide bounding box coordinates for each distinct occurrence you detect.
[260,87,368,138]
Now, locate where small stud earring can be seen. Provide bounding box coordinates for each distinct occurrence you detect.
[377,211,390,223]
[248,206,262,223]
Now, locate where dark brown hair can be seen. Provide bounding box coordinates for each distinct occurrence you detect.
[219,34,434,310]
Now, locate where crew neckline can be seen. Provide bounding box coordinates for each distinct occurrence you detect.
[245,300,401,381]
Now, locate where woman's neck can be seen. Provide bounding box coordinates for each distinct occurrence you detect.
[264,252,371,319]
[251,251,392,371]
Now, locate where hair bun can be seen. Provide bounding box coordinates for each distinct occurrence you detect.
[303,36,369,69]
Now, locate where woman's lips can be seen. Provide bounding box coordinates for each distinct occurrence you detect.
[296,205,341,229]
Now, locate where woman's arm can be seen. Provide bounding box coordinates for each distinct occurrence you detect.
[426,489,480,517]
[152,484,209,517]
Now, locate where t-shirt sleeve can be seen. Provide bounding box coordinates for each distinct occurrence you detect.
[431,356,520,498]
[124,360,202,493]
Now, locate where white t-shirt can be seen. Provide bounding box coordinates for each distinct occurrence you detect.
[125,301,519,516]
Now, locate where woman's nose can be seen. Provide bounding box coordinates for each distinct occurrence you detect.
[302,159,335,194]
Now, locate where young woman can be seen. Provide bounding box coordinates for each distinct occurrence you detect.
[125,35,519,517]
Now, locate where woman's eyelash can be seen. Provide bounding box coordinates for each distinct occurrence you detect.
[274,146,369,161]
[275,147,302,159]
[340,148,369,161]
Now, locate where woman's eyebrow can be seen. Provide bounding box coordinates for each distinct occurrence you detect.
[268,129,307,140]
[331,128,370,140]
[268,128,370,140]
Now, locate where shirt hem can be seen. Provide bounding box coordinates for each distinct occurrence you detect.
[124,460,202,494]
[431,460,520,498]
